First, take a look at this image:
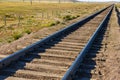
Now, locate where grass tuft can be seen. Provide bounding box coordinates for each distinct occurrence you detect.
[12,32,23,40]
[63,15,77,21]
[25,29,31,34]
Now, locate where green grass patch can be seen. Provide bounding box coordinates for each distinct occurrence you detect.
[25,29,31,34]
[12,32,23,40]
[62,15,77,21]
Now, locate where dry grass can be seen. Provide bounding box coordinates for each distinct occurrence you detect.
[0,2,108,44]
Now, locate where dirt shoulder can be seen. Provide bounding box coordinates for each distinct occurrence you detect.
[103,7,120,80]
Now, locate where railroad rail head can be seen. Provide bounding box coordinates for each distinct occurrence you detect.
[62,4,114,80]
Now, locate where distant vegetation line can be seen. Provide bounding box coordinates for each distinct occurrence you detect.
[0,0,78,2]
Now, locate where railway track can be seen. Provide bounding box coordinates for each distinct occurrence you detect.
[67,9,112,80]
[0,5,113,80]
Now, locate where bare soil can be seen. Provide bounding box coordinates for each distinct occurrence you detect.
[103,7,120,80]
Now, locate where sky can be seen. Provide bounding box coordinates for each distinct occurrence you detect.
[77,0,120,2]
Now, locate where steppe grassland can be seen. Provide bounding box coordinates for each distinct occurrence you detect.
[0,2,108,44]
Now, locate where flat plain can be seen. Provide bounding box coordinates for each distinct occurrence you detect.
[0,2,108,44]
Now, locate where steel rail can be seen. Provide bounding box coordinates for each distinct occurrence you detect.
[62,4,114,80]
[0,5,112,69]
